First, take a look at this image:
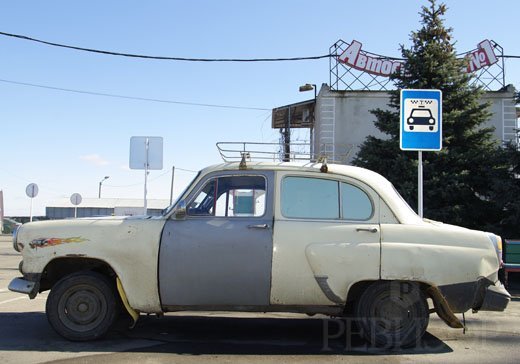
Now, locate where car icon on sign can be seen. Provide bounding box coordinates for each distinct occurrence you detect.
[407,107,435,131]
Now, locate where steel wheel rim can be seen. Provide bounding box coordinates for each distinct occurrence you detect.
[373,295,411,332]
[57,284,108,333]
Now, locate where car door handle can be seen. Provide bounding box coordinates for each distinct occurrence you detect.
[356,227,378,233]
[247,224,269,230]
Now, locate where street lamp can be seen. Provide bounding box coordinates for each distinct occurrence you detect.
[299,83,316,96]
[98,176,110,198]
[299,83,317,160]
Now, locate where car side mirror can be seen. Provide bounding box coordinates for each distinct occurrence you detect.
[174,200,187,220]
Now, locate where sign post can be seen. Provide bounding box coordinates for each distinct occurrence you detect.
[25,183,39,222]
[130,136,163,215]
[400,89,442,218]
[70,193,82,218]
[0,190,4,233]
[418,151,423,217]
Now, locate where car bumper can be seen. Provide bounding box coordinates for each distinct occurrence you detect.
[439,278,510,313]
[8,276,40,299]
[479,283,511,311]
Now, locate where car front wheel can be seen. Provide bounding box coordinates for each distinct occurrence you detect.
[355,281,429,348]
[46,271,118,341]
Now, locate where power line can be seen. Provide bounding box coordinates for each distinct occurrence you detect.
[2,31,519,63]
[0,78,271,111]
[0,31,331,62]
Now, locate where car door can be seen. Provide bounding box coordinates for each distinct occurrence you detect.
[270,172,381,306]
[159,170,274,307]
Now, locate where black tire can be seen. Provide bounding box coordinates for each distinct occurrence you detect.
[46,271,119,341]
[355,281,429,348]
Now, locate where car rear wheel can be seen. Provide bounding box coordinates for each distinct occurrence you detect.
[46,271,118,341]
[355,281,429,348]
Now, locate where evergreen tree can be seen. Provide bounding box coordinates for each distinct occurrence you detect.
[353,0,520,237]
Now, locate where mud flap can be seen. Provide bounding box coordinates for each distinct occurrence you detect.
[116,277,139,328]
[426,286,464,329]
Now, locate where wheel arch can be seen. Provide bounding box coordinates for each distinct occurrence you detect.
[347,279,435,302]
[40,257,117,292]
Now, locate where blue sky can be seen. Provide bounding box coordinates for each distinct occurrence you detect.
[1,0,519,216]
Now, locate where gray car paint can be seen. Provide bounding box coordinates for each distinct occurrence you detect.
[158,170,274,307]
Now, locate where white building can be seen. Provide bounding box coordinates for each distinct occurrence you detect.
[311,84,518,163]
[46,198,170,219]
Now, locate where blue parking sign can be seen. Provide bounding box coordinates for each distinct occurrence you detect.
[400,89,442,151]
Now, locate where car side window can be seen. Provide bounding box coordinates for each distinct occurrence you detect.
[281,177,339,219]
[188,175,266,217]
[187,179,216,216]
[341,182,373,220]
[281,177,374,220]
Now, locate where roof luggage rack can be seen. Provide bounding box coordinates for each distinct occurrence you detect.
[216,142,312,163]
[217,142,354,164]
[216,142,354,170]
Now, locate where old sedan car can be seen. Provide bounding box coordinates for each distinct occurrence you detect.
[9,160,510,347]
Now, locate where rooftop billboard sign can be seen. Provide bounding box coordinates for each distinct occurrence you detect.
[338,39,498,77]
[330,39,504,91]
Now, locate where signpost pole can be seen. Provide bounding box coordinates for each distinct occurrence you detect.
[144,138,149,215]
[29,197,34,222]
[418,151,423,218]
[170,166,175,205]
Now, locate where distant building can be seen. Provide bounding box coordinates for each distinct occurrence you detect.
[46,198,170,219]
[272,39,519,163]
[273,84,518,164]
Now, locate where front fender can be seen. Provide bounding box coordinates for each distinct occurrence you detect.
[16,217,165,312]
